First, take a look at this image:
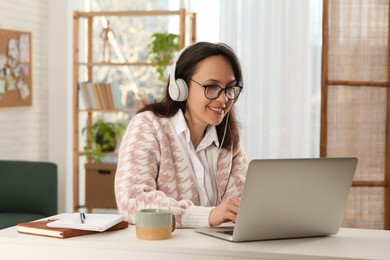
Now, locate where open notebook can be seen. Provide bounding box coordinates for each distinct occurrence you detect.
[47,213,125,232]
[196,157,357,242]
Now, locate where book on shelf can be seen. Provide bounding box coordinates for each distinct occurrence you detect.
[97,82,118,110]
[86,81,98,109]
[79,81,125,110]
[111,82,124,109]
[79,81,92,109]
[104,83,115,110]
[79,81,98,110]
[17,218,128,239]
[98,83,109,110]
[93,83,104,110]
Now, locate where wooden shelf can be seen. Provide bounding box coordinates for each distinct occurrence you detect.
[78,151,118,157]
[78,61,151,66]
[75,10,186,17]
[78,108,137,113]
[73,9,197,212]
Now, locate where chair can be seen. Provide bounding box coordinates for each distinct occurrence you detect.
[0,160,57,229]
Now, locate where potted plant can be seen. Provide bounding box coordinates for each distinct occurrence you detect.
[147,32,180,83]
[82,119,126,163]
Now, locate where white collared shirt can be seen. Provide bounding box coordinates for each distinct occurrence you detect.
[170,110,219,207]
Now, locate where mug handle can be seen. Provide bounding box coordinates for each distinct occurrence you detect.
[171,214,176,232]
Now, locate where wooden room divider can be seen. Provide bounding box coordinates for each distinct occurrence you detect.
[321,0,390,229]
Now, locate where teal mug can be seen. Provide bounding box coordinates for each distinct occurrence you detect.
[136,208,176,240]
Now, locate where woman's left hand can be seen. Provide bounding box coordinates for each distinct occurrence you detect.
[208,197,240,227]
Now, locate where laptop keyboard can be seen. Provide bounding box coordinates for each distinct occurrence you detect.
[217,229,234,236]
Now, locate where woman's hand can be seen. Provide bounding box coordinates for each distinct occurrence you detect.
[208,197,240,227]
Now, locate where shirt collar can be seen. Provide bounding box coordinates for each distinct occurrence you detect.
[170,110,220,150]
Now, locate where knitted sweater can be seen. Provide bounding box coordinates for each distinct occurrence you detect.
[115,111,248,227]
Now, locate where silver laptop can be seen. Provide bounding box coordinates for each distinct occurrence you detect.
[196,157,357,242]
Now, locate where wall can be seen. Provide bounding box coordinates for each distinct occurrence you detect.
[0,1,49,160]
[0,0,82,213]
[47,0,80,213]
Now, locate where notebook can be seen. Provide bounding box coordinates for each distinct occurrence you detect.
[47,213,125,232]
[196,157,357,242]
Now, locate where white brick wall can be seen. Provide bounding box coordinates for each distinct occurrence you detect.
[0,0,49,161]
[0,0,85,213]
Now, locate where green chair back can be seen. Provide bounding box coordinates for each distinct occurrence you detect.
[0,160,57,229]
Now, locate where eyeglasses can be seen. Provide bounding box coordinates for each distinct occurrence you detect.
[191,79,242,100]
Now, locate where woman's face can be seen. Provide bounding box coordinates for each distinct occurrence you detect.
[185,55,235,130]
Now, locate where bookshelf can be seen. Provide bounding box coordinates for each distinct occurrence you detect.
[73,9,197,212]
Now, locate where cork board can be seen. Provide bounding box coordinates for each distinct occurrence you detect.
[0,29,32,107]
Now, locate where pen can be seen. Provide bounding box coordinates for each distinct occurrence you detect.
[80,212,86,224]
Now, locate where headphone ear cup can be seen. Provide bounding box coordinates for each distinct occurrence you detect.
[168,78,188,102]
[168,45,191,101]
[175,78,188,101]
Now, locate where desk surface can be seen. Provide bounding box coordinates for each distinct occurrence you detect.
[1,220,390,260]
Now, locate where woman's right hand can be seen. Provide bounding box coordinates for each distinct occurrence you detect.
[208,197,240,227]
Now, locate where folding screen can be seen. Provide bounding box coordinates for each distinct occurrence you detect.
[321,0,390,229]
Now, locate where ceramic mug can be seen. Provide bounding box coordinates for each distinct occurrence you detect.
[136,208,176,240]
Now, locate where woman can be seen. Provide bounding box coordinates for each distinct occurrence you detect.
[115,42,248,228]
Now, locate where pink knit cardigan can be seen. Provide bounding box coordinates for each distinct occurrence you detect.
[115,111,248,227]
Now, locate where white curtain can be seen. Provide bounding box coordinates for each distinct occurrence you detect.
[219,0,323,160]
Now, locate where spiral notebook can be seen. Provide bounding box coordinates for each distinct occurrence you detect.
[46,213,125,232]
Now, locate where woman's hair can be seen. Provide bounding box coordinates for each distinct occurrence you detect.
[138,42,244,149]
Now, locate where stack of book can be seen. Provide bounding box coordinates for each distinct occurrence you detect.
[79,81,124,110]
[17,213,128,239]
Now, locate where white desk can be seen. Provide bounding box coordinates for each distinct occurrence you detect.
[1,222,390,260]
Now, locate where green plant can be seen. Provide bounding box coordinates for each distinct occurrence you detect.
[82,119,126,163]
[148,32,180,83]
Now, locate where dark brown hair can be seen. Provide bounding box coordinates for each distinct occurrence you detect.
[138,42,244,149]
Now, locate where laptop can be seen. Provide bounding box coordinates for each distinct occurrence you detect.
[196,157,357,242]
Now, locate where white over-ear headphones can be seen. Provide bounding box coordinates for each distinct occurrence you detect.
[168,46,190,102]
